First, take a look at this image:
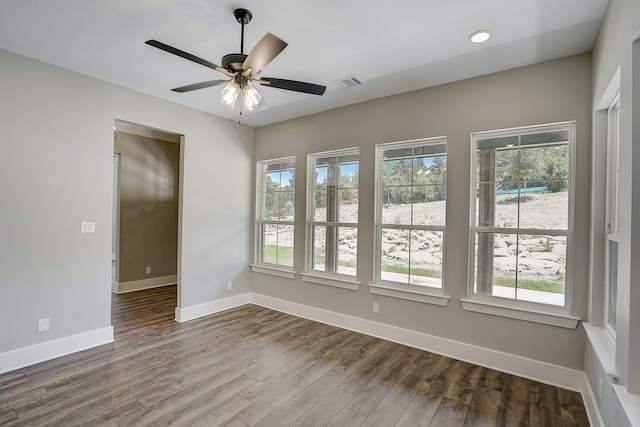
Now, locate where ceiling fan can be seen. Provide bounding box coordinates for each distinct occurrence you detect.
[145,8,326,112]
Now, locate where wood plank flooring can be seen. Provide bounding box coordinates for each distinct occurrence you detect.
[0,285,590,426]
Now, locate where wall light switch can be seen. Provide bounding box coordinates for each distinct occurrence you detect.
[38,318,49,333]
[145,266,151,274]
[81,222,95,233]
[373,302,380,314]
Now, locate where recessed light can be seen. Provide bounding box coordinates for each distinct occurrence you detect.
[469,30,492,44]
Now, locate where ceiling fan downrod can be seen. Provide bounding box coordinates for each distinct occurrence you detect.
[233,8,252,54]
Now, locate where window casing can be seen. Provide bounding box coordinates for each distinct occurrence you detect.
[374,138,447,290]
[255,158,295,269]
[306,149,359,279]
[605,94,620,336]
[469,122,575,313]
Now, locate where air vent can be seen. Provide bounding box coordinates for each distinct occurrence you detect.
[333,75,364,89]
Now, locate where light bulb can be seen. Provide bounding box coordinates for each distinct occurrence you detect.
[242,84,263,111]
[220,82,240,109]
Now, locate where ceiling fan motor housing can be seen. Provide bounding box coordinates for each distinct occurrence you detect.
[222,53,248,72]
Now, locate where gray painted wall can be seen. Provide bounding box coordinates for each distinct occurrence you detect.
[0,48,254,353]
[115,131,179,284]
[253,53,592,370]
[587,0,640,424]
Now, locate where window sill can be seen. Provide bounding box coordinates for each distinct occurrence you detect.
[250,264,296,279]
[460,298,580,329]
[300,272,360,291]
[367,282,449,306]
[613,384,640,427]
[583,322,618,380]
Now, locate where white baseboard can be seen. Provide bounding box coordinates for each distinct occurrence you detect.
[250,294,588,392]
[175,293,252,322]
[0,326,114,375]
[114,275,177,294]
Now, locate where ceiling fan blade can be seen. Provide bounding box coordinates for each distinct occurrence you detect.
[171,79,228,93]
[145,40,232,76]
[258,78,326,95]
[242,33,287,75]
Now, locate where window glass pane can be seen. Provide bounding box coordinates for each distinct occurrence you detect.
[276,224,294,267]
[261,224,294,267]
[340,163,359,188]
[380,228,410,283]
[336,227,358,275]
[261,223,278,264]
[608,239,618,329]
[383,159,413,186]
[312,225,327,271]
[338,190,358,223]
[280,190,295,219]
[474,232,517,299]
[412,185,445,226]
[263,190,280,220]
[410,230,443,288]
[518,182,568,230]
[495,148,519,183]
[519,144,568,182]
[382,187,411,224]
[516,234,566,306]
[315,165,327,187]
[314,190,327,221]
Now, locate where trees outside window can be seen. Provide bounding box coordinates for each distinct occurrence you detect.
[470,122,574,308]
[307,149,359,276]
[256,158,295,268]
[376,139,447,288]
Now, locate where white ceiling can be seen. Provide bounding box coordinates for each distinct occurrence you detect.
[0,0,608,128]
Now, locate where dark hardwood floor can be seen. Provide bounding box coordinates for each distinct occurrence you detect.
[0,285,589,426]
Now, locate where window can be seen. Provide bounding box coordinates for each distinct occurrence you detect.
[375,138,447,289]
[306,149,359,280]
[605,94,620,335]
[254,158,295,270]
[469,122,574,312]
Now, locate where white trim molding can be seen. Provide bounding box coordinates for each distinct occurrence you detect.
[0,326,114,375]
[114,275,177,294]
[250,264,296,279]
[175,293,252,322]
[461,298,580,329]
[300,272,360,291]
[368,282,449,306]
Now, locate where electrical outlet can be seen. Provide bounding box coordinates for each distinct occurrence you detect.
[227,281,233,291]
[146,266,151,274]
[81,221,95,233]
[38,318,49,333]
[373,302,380,313]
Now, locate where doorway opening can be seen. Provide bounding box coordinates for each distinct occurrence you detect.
[112,119,183,334]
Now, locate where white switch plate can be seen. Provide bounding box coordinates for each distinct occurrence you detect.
[373,302,380,313]
[227,281,233,291]
[81,222,95,233]
[146,266,151,274]
[38,318,49,333]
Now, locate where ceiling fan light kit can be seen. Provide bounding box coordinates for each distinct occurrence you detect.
[145,8,326,114]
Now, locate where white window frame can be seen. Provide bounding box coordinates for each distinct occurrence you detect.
[463,122,580,329]
[302,148,360,290]
[251,157,296,279]
[605,93,621,337]
[368,137,450,306]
